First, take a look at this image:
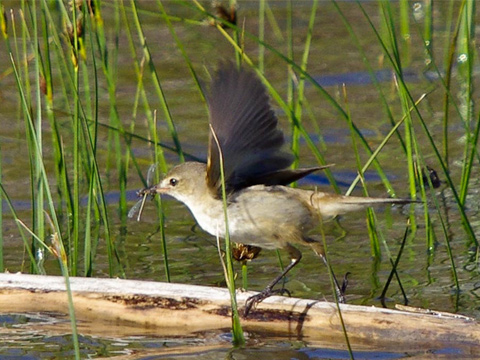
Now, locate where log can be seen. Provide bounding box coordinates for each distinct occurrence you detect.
[0,273,479,353]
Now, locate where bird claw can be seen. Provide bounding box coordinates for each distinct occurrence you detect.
[243,292,267,318]
[243,287,291,317]
[244,271,349,318]
[337,292,347,304]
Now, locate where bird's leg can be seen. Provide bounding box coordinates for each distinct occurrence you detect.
[244,244,301,317]
[307,239,346,304]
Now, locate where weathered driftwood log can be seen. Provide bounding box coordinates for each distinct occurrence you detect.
[0,273,478,353]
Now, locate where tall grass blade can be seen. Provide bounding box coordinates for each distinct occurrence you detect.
[286,0,294,166]
[10,48,81,354]
[130,0,184,162]
[17,217,81,360]
[157,0,206,105]
[345,93,427,197]
[399,0,411,65]
[0,145,3,272]
[27,0,46,274]
[209,124,245,346]
[357,1,478,246]
[457,0,476,205]
[72,1,81,276]
[333,1,407,154]
[290,0,318,174]
[343,85,380,258]
[317,213,353,359]
[46,214,81,360]
[422,0,433,67]
[0,184,37,272]
[153,112,170,282]
[379,222,410,307]
[258,0,265,72]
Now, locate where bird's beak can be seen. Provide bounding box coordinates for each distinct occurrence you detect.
[150,184,168,194]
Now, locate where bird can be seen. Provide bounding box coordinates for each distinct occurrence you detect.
[145,63,413,316]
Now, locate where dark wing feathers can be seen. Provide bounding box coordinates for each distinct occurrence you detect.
[253,166,333,186]
[206,63,321,196]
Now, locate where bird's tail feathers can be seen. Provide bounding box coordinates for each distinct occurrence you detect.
[310,194,416,218]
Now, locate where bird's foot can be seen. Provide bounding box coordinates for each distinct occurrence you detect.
[337,291,346,304]
[336,272,350,304]
[243,287,291,318]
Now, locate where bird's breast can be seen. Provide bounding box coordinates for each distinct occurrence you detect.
[183,185,318,249]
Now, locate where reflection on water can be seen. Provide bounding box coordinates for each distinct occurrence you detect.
[1,0,479,359]
[0,312,472,359]
[313,68,441,87]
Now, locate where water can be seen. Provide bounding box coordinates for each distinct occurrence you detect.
[0,1,479,358]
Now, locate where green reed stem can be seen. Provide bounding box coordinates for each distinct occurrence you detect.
[0,184,37,271]
[287,0,294,165]
[457,0,476,205]
[131,0,184,162]
[153,112,170,282]
[413,1,480,210]
[379,222,410,306]
[229,0,241,66]
[291,0,318,172]
[343,85,380,258]
[357,1,477,246]
[442,1,465,170]
[11,48,80,354]
[86,2,126,276]
[157,0,205,105]
[18,217,80,360]
[84,176,94,277]
[378,2,417,203]
[92,121,203,163]
[83,9,99,277]
[124,0,174,280]
[258,0,265,73]
[264,2,284,41]
[54,241,81,360]
[345,93,427,196]
[412,133,461,296]
[53,0,122,277]
[19,3,31,105]
[22,1,45,273]
[72,1,81,276]
[241,262,248,291]
[333,1,407,154]
[210,124,245,346]
[0,144,3,272]
[96,1,128,226]
[48,214,80,360]
[423,0,433,66]
[399,0,411,65]
[396,79,418,229]
[119,0,166,174]
[317,214,353,359]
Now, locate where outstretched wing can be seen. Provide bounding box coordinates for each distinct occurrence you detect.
[206,63,293,196]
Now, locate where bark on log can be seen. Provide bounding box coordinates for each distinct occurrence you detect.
[0,273,478,353]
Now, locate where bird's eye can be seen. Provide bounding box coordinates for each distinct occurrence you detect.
[169,178,178,187]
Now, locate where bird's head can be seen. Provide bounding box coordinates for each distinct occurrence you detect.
[154,162,209,205]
